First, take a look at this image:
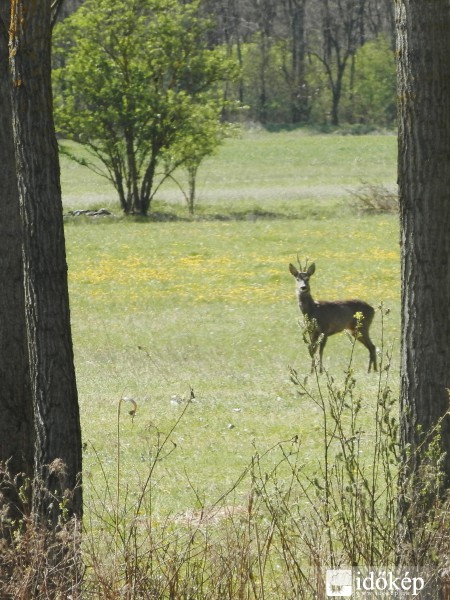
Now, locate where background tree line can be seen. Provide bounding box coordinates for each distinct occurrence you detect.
[53,0,396,215]
[60,0,396,128]
[201,0,395,126]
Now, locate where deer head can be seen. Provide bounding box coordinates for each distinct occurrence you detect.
[289,262,316,295]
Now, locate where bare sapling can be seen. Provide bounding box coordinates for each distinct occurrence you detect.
[289,260,377,373]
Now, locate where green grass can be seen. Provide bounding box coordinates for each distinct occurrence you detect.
[62,128,399,516]
[60,127,397,217]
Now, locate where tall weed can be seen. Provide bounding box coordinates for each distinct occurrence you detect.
[3,306,449,598]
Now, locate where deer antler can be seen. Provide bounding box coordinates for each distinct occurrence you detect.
[296,254,310,271]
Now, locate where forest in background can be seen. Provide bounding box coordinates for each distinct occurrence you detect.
[59,0,396,128]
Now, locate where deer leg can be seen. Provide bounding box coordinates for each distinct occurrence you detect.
[318,335,328,373]
[368,341,377,372]
[356,332,377,373]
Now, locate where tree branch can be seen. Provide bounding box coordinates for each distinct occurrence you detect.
[51,0,65,28]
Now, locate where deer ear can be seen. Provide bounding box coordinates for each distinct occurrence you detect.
[289,263,299,277]
[307,263,316,276]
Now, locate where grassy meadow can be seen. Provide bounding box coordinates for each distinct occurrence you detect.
[62,128,399,518]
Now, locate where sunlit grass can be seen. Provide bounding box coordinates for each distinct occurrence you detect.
[58,128,401,515]
[60,127,397,213]
[66,213,400,515]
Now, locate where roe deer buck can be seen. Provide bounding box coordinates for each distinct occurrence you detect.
[289,261,377,373]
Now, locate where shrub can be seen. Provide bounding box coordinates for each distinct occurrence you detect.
[346,36,397,128]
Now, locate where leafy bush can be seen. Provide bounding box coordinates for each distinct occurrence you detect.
[239,40,292,124]
[53,0,238,216]
[345,36,397,128]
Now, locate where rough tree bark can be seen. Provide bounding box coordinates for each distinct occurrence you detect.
[396,0,450,494]
[9,0,82,525]
[0,3,34,533]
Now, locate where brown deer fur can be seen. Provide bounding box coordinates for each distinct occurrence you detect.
[289,262,377,373]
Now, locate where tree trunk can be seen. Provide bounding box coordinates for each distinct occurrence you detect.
[187,164,198,215]
[139,153,158,216]
[329,60,347,127]
[396,0,450,497]
[258,33,270,124]
[125,126,140,213]
[330,83,340,126]
[9,0,82,526]
[287,0,309,123]
[0,4,34,534]
[252,0,276,124]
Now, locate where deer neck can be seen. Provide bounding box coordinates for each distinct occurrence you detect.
[298,291,316,316]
